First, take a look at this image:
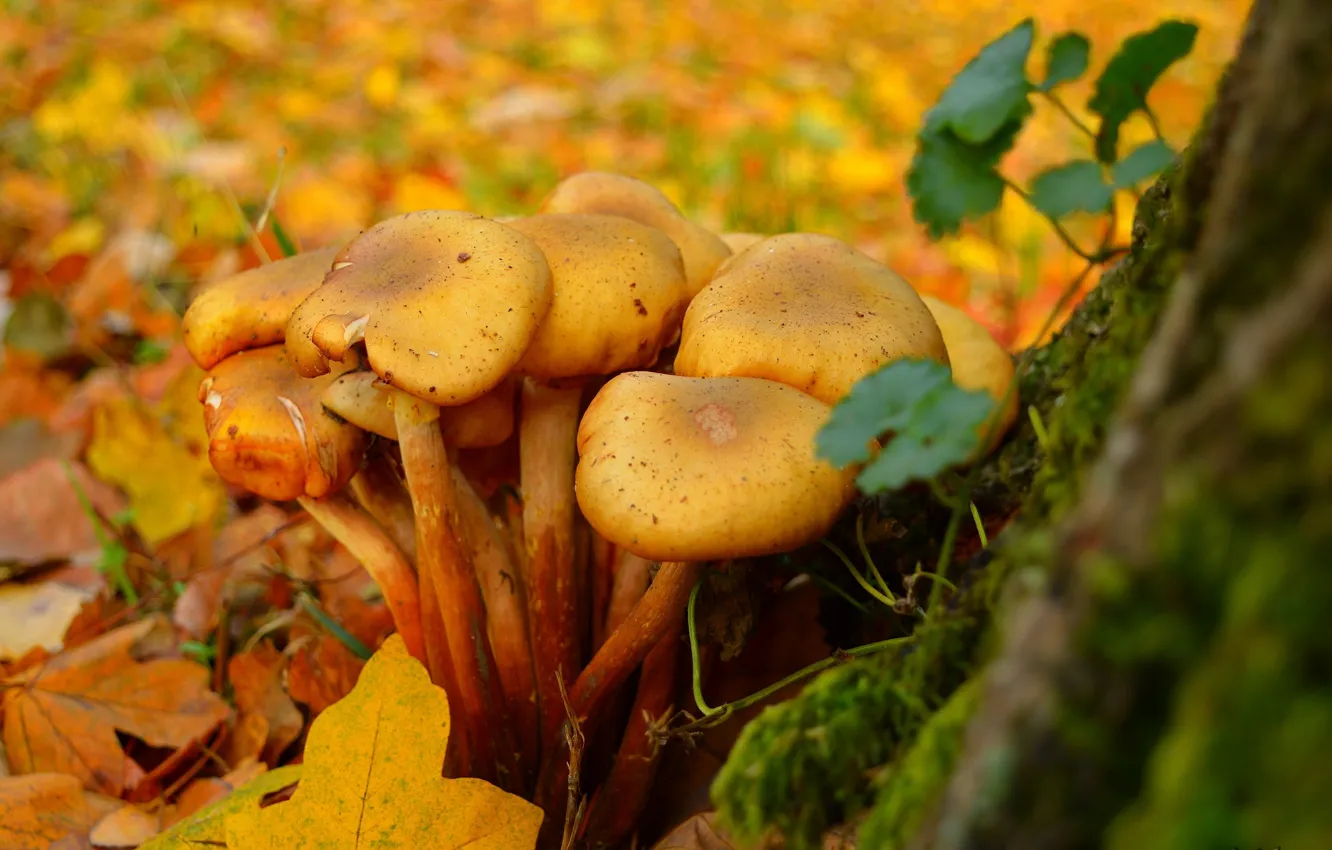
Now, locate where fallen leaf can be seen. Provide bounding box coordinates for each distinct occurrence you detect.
[2,616,231,795]
[0,418,81,479]
[84,366,223,546]
[89,803,159,847]
[286,635,364,717]
[159,757,269,832]
[0,773,121,850]
[0,458,127,575]
[224,634,543,849]
[227,643,303,765]
[173,504,290,639]
[0,580,98,660]
[139,765,300,850]
[650,812,736,850]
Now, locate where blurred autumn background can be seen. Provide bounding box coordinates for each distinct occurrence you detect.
[0,0,1247,846]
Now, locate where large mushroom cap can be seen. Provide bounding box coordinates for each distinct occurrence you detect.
[920,295,1019,452]
[200,345,366,502]
[575,371,855,562]
[539,172,731,298]
[321,370,516,448]
[182,245,341,370]
[673,233,949,406]
[719,232,767,254]
[507,213,688,380]
[286,210,552,406]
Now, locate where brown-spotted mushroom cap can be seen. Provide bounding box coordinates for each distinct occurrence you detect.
[506,214,688,380]
[720,232,767,255]
[575,371,856,562]
[539,172,731,298]
[286,210,552,406]
[920,295,1019,453]
[673,233,949,406]
[322,371,516,448]
[200,345,366,501]
[182,245,341,370]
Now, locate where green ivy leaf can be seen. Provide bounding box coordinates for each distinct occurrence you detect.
[1038,32,1090,92]
[907,113,1027,239]
[925,19,1035,144]
[1112,140,1176,188]
[1089,20,1198,161]
[1028,160,1113,218]
[817,359,994,495]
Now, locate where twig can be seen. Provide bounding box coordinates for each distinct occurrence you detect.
[1041,91,1098,141]
[557,671,588,850]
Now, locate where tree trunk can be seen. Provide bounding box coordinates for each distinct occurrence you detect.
[712,1,1332,848]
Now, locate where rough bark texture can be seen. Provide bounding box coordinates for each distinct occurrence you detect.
[712,1,1332,847]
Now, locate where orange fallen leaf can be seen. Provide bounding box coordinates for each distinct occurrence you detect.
[164,757,269,830]
[224,634,543,849]
[1,616,231,795]
[139,764,300,850]
[0,457,126,568]
[227,642,303,765]
[286,635,364,717]
[0,773,121,850]
[173,504,291,639]
[89,803,159,847]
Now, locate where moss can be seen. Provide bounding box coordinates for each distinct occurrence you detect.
[858,679,982,850]
[710,168,1183,849]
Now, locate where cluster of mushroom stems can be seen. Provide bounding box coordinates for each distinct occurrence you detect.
[182,172,1018,846]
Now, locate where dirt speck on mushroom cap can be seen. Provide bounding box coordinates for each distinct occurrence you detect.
[575,371,855,562]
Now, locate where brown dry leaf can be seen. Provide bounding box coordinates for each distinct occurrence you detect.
[0,457,126,571]
[139,764,300,850]
[173,504,290,639]
[224,635,543,849]
[0,773,121,850]
[162,757,269,830]
[1,616,230,795]
[286,635,364,717]
[309,547,395,648]
[650,813,737,850]
[89,803,159,847]
[221,711,269,768]
[227,642,302,765]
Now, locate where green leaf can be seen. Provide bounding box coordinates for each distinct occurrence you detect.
[1089,20,1198,161]
[1038,32,1090,91]
[1112,140,1176,188]
[132,338,169,365]
[1028,160,1113,218]
[907,114,1027,239]
[817,359,995,494]
[3,292,72,361]
[926,19,1035,144]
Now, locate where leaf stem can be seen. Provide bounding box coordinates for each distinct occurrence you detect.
[855,512,894,599]
[1141,103,1167,143]
[1040,90,1097,141]
[822,539,895,606]
[1003,177,1097,262]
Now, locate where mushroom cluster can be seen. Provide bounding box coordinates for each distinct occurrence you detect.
[181,172,1019,841]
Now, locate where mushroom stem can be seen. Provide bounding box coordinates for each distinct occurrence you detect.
[581,613,682,848]
[393,389,517,788]
[452,463,540,792]
[603,552,654,647]
[348,453,417,564]
[569,560,702,726]
[519,379,583,755]
[295,493,425,666]
[590,534,616,649]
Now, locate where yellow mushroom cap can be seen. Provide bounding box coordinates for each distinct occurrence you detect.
[719,232,767,255]
[285,210,552,406]
[920,295,1019,453]
[200,345,366,501]
[673,233,950,406]
[575,372,856,562]
[539,172,731,298]
[182,245,341,370]
[506,214,688,380]
[321,371,516,448]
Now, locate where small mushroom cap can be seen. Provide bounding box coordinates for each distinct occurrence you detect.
[200,345,366,502]
[673,233,950,406]
[720,232,767,254]
[182,245,341,370]
[285,210,552,406]
[507,214,688,380]
[321,371,516,448]
[539,172,731,298]
[920,295,1019,453]
[576,371,855,562]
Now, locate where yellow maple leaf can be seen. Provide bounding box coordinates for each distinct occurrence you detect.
[223,634,543,849]
[85,366,224,545]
